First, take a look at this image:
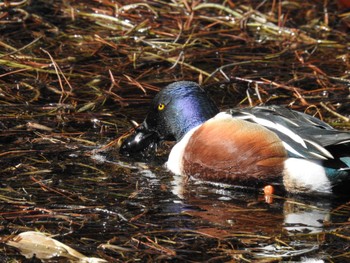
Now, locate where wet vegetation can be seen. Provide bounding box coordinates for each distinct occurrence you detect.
[0,0,349,262]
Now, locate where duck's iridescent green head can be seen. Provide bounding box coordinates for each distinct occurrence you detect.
[120,81,219,156]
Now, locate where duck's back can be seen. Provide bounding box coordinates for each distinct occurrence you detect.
[228,106,350,193]
[228,106,350,160]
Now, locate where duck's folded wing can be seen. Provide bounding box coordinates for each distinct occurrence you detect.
[228,106,350,160]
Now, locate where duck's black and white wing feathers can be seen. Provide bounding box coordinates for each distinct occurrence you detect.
[228,106,350,160]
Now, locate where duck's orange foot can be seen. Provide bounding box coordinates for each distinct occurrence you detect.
[263,185,274,204]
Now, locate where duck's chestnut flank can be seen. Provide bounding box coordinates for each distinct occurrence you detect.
[120,81,350,195]
[182,114,287,185]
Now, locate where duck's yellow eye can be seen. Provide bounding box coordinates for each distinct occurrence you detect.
[158,103,165,111]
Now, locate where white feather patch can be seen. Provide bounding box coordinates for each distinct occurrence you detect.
[283,158,331,194]
[166,125,201,175]
[166,112,232,175]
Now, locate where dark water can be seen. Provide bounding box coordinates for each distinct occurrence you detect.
[2,130,349,262]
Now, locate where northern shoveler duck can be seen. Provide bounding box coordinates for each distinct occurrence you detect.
[120,81,350,195]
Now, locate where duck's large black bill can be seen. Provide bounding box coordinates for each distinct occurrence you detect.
[119,125,159,158]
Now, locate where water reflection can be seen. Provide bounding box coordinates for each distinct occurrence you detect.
[170,173,345,231]
[166,170,349,260]
[283,200,330,234]
[99,153,349,261]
